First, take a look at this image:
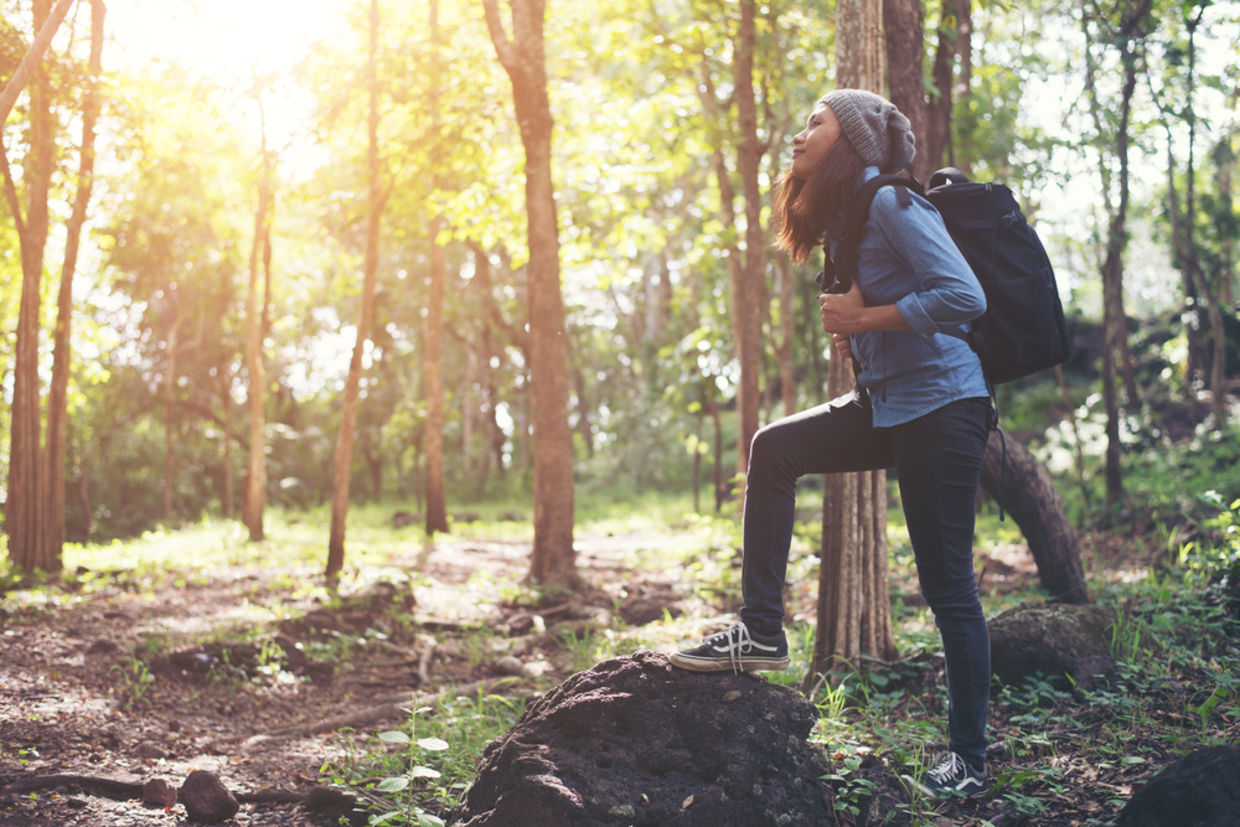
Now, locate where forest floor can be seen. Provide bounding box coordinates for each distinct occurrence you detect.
[0,513,1236,826]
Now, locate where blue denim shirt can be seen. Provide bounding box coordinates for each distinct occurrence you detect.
[840,167,990,427]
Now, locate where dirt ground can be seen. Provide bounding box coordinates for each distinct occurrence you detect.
[2,524,1227,826]
[0,530,695,826]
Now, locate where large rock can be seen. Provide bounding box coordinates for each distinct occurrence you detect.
[1115,746,1240,826]
[988,603,1117,690]
[452,652,834,826]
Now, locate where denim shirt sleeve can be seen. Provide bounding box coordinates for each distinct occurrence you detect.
[868,188,987,338]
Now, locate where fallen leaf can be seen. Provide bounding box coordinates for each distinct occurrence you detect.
[682,795,694,809]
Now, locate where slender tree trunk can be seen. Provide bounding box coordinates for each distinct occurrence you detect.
[221,375,235,518]
[696,61,747,490]
[3,0,57,572]
[733,0,765,477]
[1083,0,1151,510]
[483,0,578,589]
[422,0,449,534]
[807,0,897,690]
[163,314,182,522]
[327,0,383,580]
[42,0,103,567]
[424,218,449,534]
[243,126,274,542]
[774,254,797,416]
[929,0,971,172]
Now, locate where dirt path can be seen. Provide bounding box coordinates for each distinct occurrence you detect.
[0,530,689,826]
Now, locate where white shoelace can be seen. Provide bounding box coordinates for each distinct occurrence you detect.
[927,752,967,785]
[707,622,754,674]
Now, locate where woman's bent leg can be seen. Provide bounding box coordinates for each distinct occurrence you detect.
[738,390,892,637]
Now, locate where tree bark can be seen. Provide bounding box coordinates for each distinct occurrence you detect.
[243,115,274,542]
[424,218,449,534]
[327,0,383,580]
[807,0,897,689]
[882,0,928,177]
[733,0,765,478]
[42,0,103,566]
[3,0,57,572]
[483,0,579,589]
[979,432,1090,604]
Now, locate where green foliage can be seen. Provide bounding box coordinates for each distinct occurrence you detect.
[324,692,526,824]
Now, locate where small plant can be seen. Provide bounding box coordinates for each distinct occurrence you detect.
[110,655,155,709]
[326,690,526,823]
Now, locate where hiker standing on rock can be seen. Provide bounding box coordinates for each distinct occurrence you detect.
[669,89,992,800]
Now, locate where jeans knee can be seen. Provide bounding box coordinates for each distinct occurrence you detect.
[747,425,784,478]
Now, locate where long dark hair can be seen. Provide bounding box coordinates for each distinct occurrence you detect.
[774,137,866,264]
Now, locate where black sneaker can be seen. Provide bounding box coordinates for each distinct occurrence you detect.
[903,752,987,799]
[668,621,790,673]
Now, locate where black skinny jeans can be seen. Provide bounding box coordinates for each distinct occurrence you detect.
[738,390,992,771]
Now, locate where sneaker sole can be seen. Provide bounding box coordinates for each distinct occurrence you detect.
[900,773,987,800]
[668,653,791,672]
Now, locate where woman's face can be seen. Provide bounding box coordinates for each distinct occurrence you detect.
[791,102,842,180]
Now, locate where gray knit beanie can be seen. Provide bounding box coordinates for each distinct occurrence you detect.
[820,89,915,170]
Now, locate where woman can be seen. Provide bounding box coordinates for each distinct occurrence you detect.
[669,90,993,799]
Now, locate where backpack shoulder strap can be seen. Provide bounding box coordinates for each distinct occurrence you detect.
[823,173,923,293]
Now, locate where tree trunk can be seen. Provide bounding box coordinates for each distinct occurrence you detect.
[424,217,449,534]
[773,254,797,417]
[882,0,928,177]
[806,0,898,690]
[221,374,235,518]
[929,0,971,172]
[327,0,383,580]
[695,60,749,488]
[243,125,274,542]
[163,313,182,523]
[483,0,579,589]
[979,431,1090,604]
[733,0,765,477]
[3,0,57,572]
[42,0,104,567]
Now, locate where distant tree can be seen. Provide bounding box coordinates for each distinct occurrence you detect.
[731,0,765,481]
[423,0,449,535]
[327,0,384,580]
[483,0,579,589]
[3,0,101,573]
[43,0,104,564]
[242,96,275,542]
[1082,0,1154,511]
[1151,0,1228,428]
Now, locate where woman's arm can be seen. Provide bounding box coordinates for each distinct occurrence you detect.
[818,281,909,335]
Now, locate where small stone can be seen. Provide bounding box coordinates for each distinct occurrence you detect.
[179,770,239,824]
[722,690,743,703]
[493,656,525,676]
[135,742,169,760]
[142,778,177,808]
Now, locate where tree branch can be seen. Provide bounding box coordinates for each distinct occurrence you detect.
[481,0,517,73]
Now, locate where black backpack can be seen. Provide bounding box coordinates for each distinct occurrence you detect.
[819,167,1072,388]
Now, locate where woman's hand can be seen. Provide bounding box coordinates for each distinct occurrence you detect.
[818,281,866,334]
[831,333,853,361]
